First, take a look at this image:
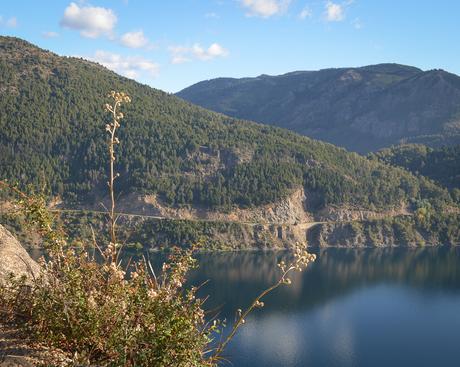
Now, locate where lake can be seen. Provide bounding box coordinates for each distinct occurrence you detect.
[28,245,460,366]
[185,247,460,367]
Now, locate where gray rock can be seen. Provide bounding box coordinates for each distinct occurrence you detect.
[0,225,40,284]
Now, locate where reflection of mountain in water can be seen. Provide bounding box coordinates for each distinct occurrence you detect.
[28,246,460,319]
[187,247,460,318]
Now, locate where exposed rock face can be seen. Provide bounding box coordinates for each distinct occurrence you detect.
[0,225,40,283]
[60,191,425,249]
[307,222,388,247]
[306,215,460,247]
[0,227,70,366]
[96,189,314,249]
[316,205,410,222]
[77,188,313,225]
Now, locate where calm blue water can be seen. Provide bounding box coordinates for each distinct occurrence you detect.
[185,247,460,367]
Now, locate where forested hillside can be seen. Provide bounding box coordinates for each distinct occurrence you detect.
[370,144,460,194]
[0,37,455,216]
[177,64,460,152]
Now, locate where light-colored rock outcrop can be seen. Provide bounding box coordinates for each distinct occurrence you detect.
[89,188,313,225]
[0,225,40,283]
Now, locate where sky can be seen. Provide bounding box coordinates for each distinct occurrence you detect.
[1,0,459,93]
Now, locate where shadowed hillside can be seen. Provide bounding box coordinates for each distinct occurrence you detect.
[177,64,460,152]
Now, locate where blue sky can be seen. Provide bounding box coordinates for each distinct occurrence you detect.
[1,0,459,92]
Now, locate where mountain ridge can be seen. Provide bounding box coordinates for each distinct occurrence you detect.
[1,36,459,249]
[177,64,460,152]
[0,36,457,249]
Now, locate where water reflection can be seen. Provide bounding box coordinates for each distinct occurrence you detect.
[28,246,460,367]
[186,247,460,367]
[188,247,460,316]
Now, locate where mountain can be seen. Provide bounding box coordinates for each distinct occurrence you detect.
[370,144,460,193]
[177,64,460,153]
[0,36,458,250]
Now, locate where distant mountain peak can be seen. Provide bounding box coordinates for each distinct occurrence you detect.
[177,63,460,152]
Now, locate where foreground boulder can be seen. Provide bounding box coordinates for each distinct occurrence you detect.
[0,226,69,366]
[0,225,40,283]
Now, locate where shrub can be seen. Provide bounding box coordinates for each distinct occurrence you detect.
[0,92,316,366]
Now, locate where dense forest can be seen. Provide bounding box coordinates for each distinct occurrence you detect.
[369,144,460,195]
[0,36,456,216]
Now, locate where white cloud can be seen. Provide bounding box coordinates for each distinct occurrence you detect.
[239,0,291,18]
[86,50,160,79]
[42,31,59,38]
[169,43,229,64]
[170,53,191,65]
[299,6,312,20]
[205,12,220,19]
[120,30,150,49]
[60,2,117,38]
[325,1,344,22]
[0,16,17,28]
[195,43,229,60]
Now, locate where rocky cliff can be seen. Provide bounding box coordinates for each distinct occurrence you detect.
[94,188,313,225]
[0,225,40,283]
[307,214,460,247]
